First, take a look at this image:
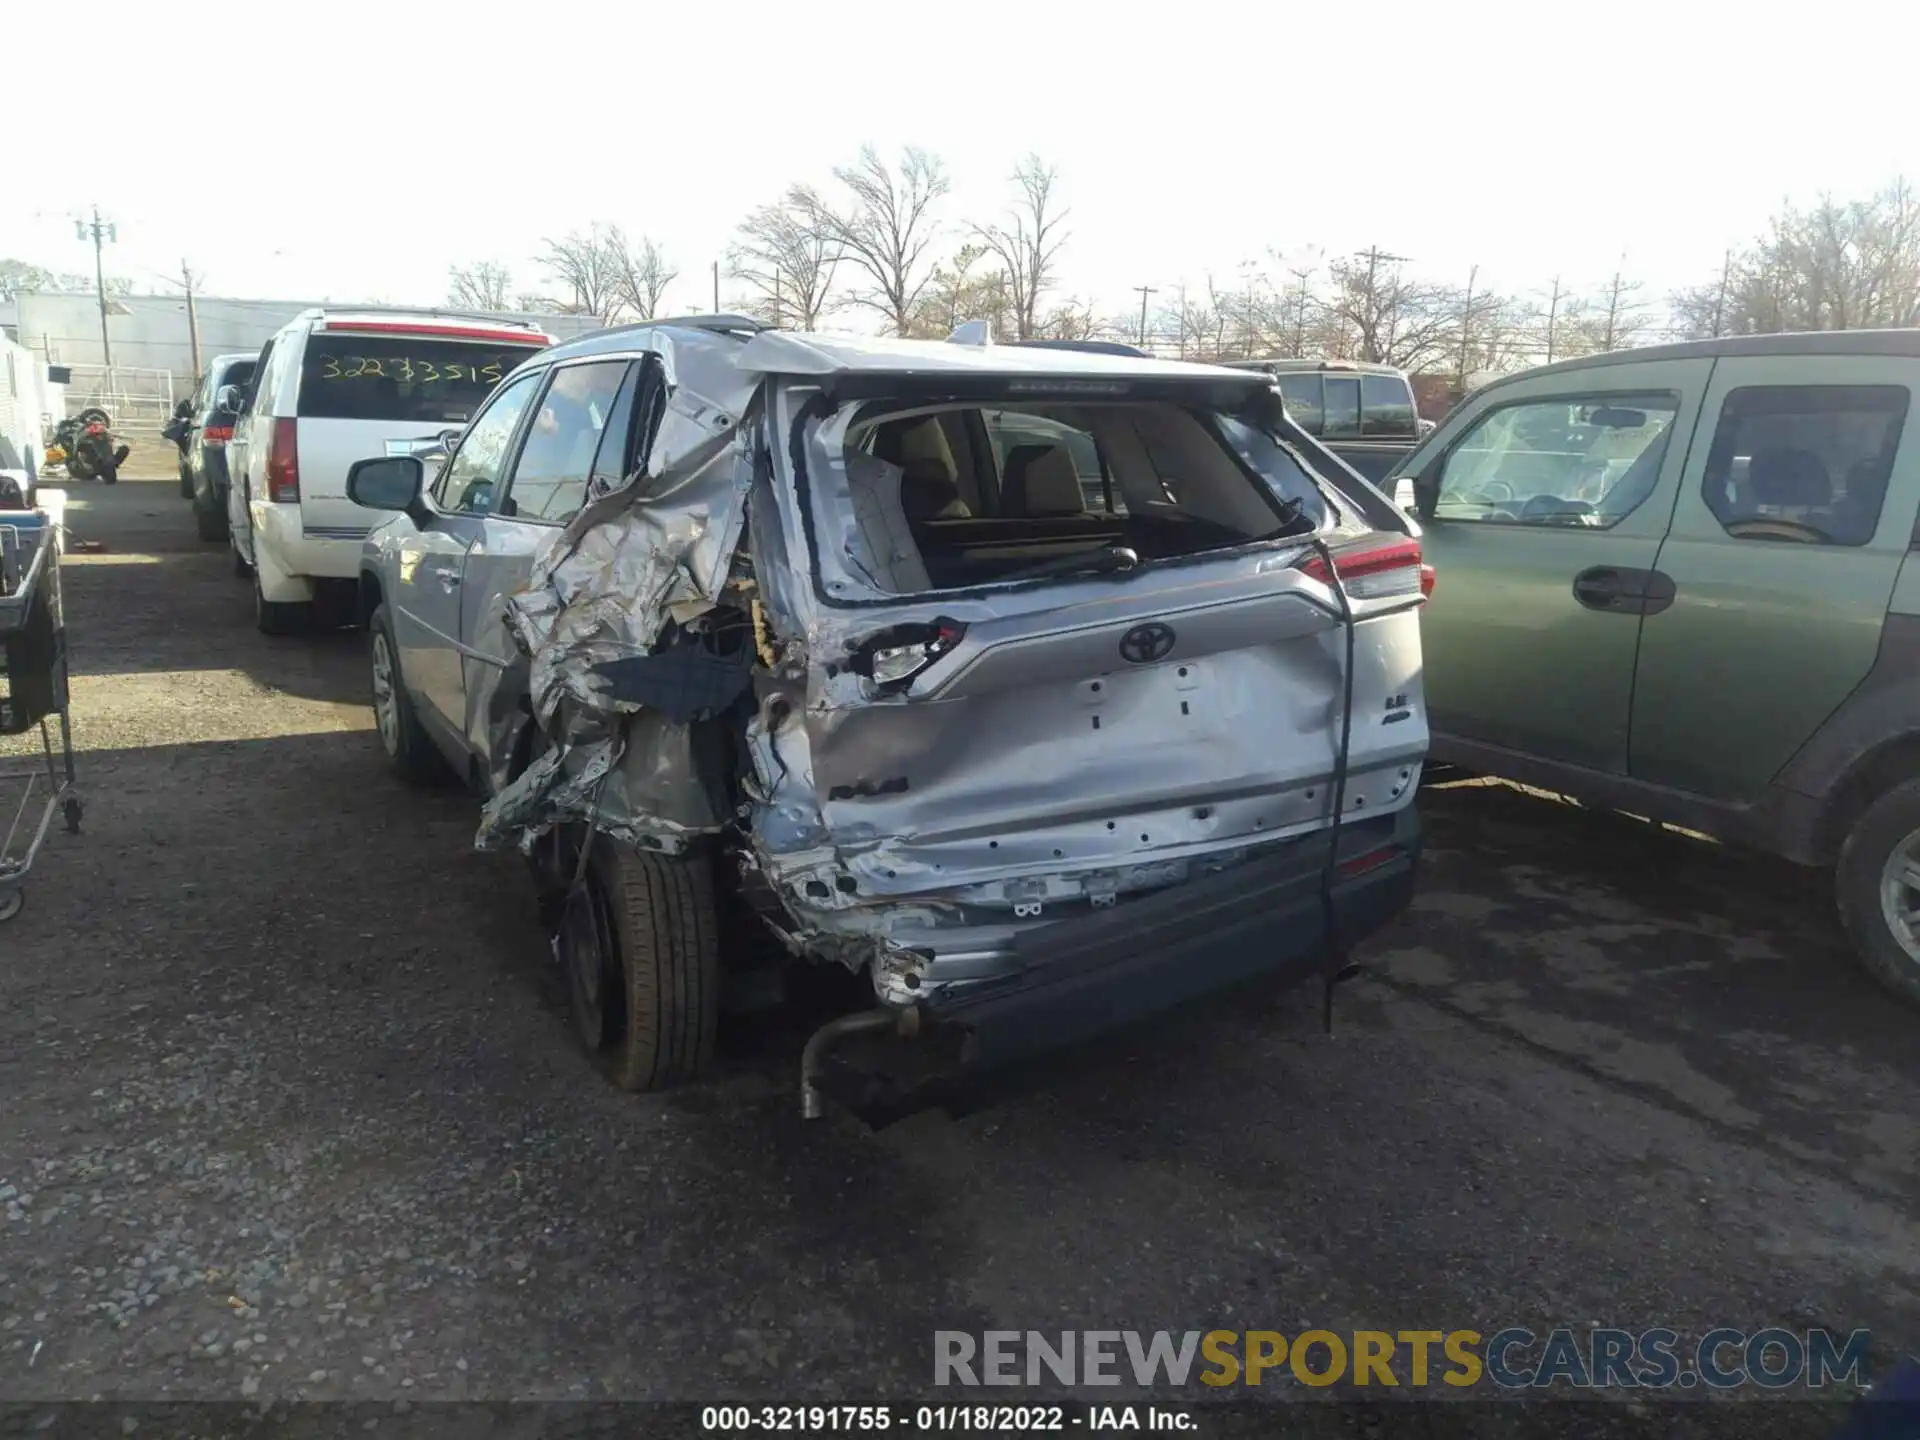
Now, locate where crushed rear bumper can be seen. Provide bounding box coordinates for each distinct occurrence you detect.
[814,806,1421,1120]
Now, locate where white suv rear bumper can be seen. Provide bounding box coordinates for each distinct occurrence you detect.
[249,499,369,602]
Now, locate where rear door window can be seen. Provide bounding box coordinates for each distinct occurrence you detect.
[298,335,542,425]
[1701,385,1910,547]
[1361,373,1418,438]
[1323,376,1362,438]
[1276,374,1324,433]
[502,360,632,522]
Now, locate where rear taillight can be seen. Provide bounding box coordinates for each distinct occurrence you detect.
[265,418,299,502]
[1297,536,1426,601]
[202,424,233,446]
[849,619,967,691]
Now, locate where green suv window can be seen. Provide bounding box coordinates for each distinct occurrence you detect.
[1701,385,1909,548]
[1433,393,1678,528]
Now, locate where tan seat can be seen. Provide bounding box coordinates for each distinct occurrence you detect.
[845,451,930,593]
[1001,444,1087,517]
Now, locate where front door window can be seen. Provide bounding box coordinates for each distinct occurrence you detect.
[1434,395,1679,527]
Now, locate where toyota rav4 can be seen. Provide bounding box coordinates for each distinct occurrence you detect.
[348,317,1431,1116]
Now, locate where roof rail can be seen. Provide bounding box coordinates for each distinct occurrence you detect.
[313,304,549,329]
[579,313,772,342]
[1013,338,1151,358]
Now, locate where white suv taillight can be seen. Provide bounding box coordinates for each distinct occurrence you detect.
[1297,536,1428,600]
[265,418,299,502]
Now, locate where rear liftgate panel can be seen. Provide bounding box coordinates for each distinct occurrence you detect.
[803,575,1425,911]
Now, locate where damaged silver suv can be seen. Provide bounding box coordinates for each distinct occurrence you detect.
[347,316,1430,1116]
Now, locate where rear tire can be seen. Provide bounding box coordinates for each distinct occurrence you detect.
[193,488,228,542]
[561,840,719,1091]
[1837,779,1920,1008]
[367,603,446,784]
[253,569,307,636]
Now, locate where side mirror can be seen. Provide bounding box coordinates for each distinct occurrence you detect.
[346,455,426,520]
[1409,466,1441,522]
[216,384,244,414]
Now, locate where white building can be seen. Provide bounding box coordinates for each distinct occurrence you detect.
[7,291,603,388]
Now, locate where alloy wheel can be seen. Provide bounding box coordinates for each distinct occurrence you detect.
[370,631,400,757]
[1876,826,1920,966]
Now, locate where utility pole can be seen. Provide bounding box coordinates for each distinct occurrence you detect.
[1352,246,1412,363]
[182,261,203,376]
[712,260,720,313]
[1132,285,1157,348]
[1711,249,1731,338]
[76,206,117,368]
[1456,264,1478,386]
[1290,269,1313,357]
[1544,276,1563,364]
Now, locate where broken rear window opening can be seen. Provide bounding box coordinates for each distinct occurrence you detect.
[809,397,1337,597]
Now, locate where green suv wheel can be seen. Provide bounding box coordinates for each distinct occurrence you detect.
[1836,778,1920,1007]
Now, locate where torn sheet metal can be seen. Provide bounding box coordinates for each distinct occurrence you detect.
[478,329,761,852]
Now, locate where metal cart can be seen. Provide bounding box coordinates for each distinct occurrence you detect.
[0,500,81,921]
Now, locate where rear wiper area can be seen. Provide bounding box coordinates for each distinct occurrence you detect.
[1001,544,1142,584]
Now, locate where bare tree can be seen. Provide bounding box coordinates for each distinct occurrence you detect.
[976,155,1069,340]
[907,243,1011,338]
[1323,247,1458,369]
[513,293,566,315]
[1037,297,1100,342]
[538,224,626,320]
[1673,180,1920,337]
[796,145,951,335]
[447,261,512,311]
[607,230,677,320]
[0,259,55,301]
[1577,268,1651,353]
[730,199,842,328]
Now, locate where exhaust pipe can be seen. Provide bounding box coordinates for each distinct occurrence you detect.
[800,1006,920,1120]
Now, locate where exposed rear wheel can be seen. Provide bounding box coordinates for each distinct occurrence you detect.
[560,839,719,1091]
[368,604,445,784]
[1836,778,1920,1008]
[193,488,228,541]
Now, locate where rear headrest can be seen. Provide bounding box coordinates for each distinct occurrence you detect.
[900,457,970,520]
[1002,444,1086,517]
[1748,448,1832,508]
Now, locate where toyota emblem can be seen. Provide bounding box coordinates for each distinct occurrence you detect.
[1118,622,1176,664]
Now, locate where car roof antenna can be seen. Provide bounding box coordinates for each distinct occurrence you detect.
[946,319,994,347]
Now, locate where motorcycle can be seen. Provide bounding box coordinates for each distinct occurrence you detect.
[50,408,130,485]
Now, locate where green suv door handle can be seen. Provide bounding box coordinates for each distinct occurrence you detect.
[1573,566,1677,617]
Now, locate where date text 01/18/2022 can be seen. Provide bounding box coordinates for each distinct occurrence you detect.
[699,1405,1196,1431]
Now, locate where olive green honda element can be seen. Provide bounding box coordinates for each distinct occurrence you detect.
[1392,330,1920,1006]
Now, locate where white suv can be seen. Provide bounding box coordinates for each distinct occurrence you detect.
[223,309,551,634]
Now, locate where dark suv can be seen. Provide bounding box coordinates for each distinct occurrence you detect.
[1224,359,1431,484]
[168,352,257,541]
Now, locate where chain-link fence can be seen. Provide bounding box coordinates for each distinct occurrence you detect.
[54,365,176,439]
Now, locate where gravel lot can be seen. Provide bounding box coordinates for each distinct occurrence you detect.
[2,475,1916,1419]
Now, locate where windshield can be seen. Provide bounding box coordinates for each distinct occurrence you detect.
[297,335,543,424]
[807,397,1331,597]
